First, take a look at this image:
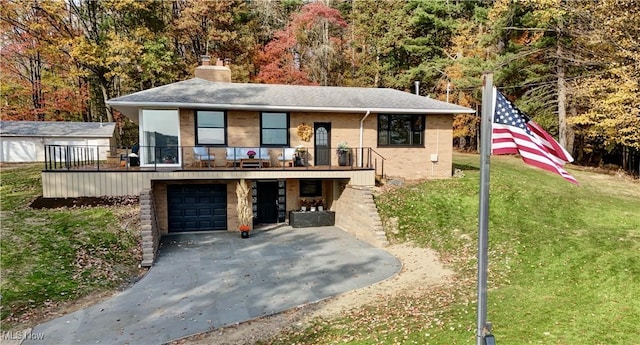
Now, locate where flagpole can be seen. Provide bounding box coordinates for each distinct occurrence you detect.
[477,72,493,345]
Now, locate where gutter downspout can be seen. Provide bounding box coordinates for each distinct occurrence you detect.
[359,110,371,167]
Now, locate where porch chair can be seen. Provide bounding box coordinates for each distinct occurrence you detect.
[193,146,215,167]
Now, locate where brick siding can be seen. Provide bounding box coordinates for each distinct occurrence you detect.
[334,185,388,248]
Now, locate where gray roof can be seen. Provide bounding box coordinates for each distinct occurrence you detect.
[0,121,116,138]
[107,78,475,118]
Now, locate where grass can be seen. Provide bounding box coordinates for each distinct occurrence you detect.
[260,153,640,344]
[0,164,142,328]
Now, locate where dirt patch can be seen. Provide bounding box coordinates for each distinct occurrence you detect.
[171,243,454,345]
[30,195,139,209]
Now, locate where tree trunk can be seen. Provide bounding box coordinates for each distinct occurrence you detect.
[99,83,114,122]
[30,50,44,121]
[557,43,568,150]
[374,54,380,87]
[567,106,577,156]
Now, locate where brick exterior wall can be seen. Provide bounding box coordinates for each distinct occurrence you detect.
[147,109,454,240]
[286,179,335,215]
[365,114,453,180]
[179,109,453,179]
[334,185,388,248]
[140,188,160,266]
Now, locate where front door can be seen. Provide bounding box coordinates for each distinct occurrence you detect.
[314,122,331,165]
[256,181,279,224]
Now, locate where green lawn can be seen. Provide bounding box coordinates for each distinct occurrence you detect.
[260,153,640,344]
[0,165,142,329]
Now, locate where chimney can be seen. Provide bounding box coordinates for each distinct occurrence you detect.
[195,55,231,82]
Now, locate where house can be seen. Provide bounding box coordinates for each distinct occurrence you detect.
[41,57,474,266]
[0,121,116,163]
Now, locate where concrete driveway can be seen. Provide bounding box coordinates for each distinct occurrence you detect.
[25,226,401,345]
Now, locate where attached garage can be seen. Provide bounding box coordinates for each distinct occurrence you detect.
[167,184,227,232]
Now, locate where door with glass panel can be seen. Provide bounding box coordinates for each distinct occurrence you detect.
[314,122,331,165]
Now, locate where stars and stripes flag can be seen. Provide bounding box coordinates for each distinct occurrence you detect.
[491,88,579,185]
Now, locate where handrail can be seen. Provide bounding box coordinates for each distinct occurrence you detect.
[42,144,380,173]
[369,148,386,179]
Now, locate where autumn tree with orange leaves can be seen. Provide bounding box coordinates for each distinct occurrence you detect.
[254,2,348,86]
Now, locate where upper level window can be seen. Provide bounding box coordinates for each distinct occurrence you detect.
[140,109,180,165]
[261,112,289,146]
[377,114,425,146]
[196,111,226,145]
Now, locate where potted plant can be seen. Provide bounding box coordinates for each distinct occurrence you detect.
[336,141,350,166]
[236,179,253,238]
[299,198,312,211]
[246,150,256,159]
[294,146,305,166]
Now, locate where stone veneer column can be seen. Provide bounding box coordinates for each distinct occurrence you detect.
[140,189,159,266]
[334,185,389,248]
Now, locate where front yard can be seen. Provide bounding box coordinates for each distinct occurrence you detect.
[0,164,143,330]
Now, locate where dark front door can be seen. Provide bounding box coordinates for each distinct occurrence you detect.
[256,181,279,224]
[167,184,227,232]
[314,122,331,165]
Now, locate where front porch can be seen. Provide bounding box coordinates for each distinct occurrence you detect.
[43,144,385,174]
[41,144,382,198]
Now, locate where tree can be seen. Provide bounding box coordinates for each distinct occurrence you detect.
[0,0,87,121]
[255,2,348,86]
[345,0,409,88]
[568,1,640,171]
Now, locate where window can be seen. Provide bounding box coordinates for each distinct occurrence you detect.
[377,114,425,146]
[140,109,180,165]
[261,112,288,146]
[196,111,226,145]
[299,180,322,197]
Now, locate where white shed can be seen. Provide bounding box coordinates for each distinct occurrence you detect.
[0,121,116,163]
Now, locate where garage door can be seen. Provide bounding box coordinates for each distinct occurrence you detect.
[167,184,227,232]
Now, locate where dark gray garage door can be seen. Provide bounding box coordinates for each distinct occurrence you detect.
[167,184,227,232]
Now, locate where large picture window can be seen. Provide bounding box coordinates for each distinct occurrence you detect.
[140,109,180,165]
[377,114,425,146]
[261,112,288,146]
[196,111,226,145]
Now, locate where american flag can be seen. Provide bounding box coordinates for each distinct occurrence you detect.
[491,88,578,185]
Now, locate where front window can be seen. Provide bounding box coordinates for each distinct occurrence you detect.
[196,110,226,145]
[377,114,425,146]
[261,112,288,146]
[300,179,322,197]
[140,109,180,165]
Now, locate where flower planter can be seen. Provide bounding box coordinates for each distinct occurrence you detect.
[337,151,350,166]
[289,211,335,228]
[239,224,250,238]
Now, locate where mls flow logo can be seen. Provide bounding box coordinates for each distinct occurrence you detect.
[2,330,45,341]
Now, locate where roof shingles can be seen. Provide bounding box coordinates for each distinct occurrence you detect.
[107,78,474,114]
[0,121,116,137]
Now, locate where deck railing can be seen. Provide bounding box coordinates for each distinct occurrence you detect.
[43,145,383,175]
